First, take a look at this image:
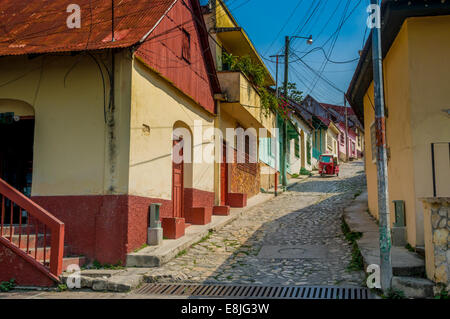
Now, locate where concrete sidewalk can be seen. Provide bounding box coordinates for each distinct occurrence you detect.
[126,192,276,268]
[343,192,425,276]
[343,192,435,298]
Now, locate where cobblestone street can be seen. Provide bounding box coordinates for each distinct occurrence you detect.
[153,160,367,287]
[0,161,368,299]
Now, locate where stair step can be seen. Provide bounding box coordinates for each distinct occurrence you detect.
[62,256,87,272]
[3,233,51,248]
[21,245,71,261]
[1,224,36,236]
[41,256,88,272]
[415,245,425,258]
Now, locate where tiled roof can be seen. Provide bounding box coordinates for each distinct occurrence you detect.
[0,0,175,56]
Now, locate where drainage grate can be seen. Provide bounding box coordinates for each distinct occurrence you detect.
[135,284,372,299]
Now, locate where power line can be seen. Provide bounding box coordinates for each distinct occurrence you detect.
[309,0,351,94]
[291,46,360,64]
[263,0,304,56]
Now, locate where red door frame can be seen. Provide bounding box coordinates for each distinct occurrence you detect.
[220,142,228,206]
[172,138,184,218]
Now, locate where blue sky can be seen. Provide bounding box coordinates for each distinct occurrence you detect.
[217,0,370,106]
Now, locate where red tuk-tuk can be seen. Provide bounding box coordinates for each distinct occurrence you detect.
[318,154,339,177]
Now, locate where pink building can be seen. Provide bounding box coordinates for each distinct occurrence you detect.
[336,122,357,161]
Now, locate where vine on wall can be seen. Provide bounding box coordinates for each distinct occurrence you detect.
[223,53,282,118]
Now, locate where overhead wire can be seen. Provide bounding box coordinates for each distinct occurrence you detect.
[309,0,351,94]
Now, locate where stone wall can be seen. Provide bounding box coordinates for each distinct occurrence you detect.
[422,198,449,287]
[230,149,261,198]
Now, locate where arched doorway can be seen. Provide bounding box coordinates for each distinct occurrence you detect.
[172,137,184,218]
[0,99,35,224]
[172,121,193,219]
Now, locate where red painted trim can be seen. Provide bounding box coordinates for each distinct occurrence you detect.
[213,206,230,216]
[32,190,214,264]
[0,237,60,283]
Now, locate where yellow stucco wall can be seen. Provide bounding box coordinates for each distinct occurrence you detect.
[129,58,215,200]
[0,52,131,196]
[407,16,450,244]
[362,16,450,247]
[363,22,416,243]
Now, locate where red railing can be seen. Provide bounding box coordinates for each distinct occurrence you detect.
[0,178,64,277]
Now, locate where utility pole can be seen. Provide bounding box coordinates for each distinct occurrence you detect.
[344,95,349,162]
[269,54,284,99]
[370,0,393,291]
[280,35,313,190]
[281,36,290,190]
[269,54,285,196]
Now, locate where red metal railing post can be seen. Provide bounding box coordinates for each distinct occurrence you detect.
[1,196,4,236]
[49,223,64,276]
[9,203,13,241]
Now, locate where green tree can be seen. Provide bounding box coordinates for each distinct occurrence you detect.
[287,82,303,104]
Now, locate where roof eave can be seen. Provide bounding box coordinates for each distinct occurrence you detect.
[346,0,450,124]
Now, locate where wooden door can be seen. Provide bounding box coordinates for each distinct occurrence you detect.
[220,143,228,206]
[172,139,184,218]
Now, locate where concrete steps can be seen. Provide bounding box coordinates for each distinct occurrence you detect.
[343,192,435,298]
[2,228,87,274]
[343,192,426,276]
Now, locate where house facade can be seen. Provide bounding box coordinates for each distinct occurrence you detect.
[290,107,314,173]
[202,0,277,204]
[301,96,364,163]
[347,0,450,285]
[336,122,357,161]
[0,0,222,286]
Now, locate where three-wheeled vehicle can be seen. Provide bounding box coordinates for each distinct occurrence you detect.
[318,154,339,177]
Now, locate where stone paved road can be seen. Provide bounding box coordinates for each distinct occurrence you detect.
[1,161,367,299]
[152,160,367,286]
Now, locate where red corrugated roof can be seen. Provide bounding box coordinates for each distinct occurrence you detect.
[316,116,331,127]
[0,0,175,56]
[336,121,357,138]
